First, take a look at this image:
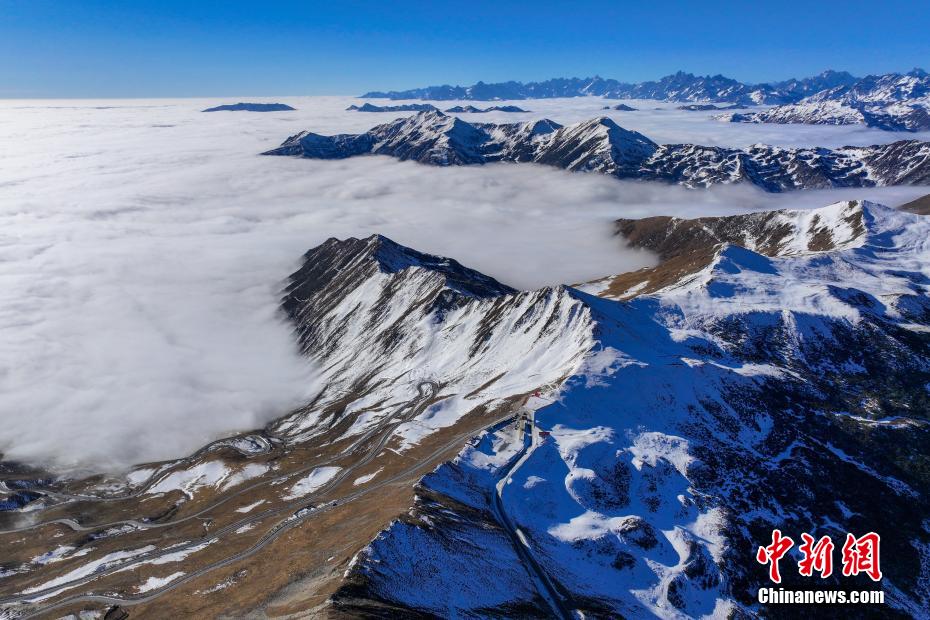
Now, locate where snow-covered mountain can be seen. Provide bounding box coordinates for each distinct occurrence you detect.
[264,110,930,192]
[719,101,930,132]
[717,70,930,132]
[770,69,859,100]
[806,68,930,107]
[318,200,930,618]
[719,101,869,126]
[3,200,929,619]
[271,234,594,446]
[677,103,744,111]
[616,71,788,105]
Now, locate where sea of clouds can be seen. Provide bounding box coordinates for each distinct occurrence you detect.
[0,95,927,472]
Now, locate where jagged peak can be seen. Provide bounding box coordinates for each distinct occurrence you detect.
[376,110,452,131]
[297,234,515,300]
[819,69,855,79]
[393,109,450,126]
[562,117,658,146]
[571,116,622,131]
[522,118,562,134]
[414,108,448,119]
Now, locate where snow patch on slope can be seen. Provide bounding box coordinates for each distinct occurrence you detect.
[282,466,342,500]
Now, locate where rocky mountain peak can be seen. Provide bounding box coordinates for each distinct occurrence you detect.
[520,118,562,135]
[284,234,514,317]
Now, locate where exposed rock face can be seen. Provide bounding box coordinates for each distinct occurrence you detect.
[772,69,859,99]
[862,105,930,131]
[263,110,930,192]
[281,234,516,359]
[272,233,594,445]
[719,101,869,126]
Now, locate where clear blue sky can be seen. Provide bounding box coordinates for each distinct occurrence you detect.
[2,0,928,98]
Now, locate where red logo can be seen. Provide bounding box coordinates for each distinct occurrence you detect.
[841,532,882,582]
[756,529,794,583]
[798,533,834,578]
[758,530,882,583]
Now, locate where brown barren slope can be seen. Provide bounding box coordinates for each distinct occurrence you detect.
[899,193,930,215]
[597,201,866,299]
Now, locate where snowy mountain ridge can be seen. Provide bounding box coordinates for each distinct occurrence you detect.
[264,110,930,192]
[719,100,930,132]
[273,233,593,449]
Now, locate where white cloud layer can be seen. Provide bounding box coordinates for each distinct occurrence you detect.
[0,96,926,472]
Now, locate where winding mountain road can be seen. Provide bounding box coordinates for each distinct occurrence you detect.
[0,382,438,537]
[0,381,528,619]
[491,406,574,620]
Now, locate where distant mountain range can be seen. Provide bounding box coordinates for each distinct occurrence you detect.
[347,103,439,112]
[361,69,877,105]
[362,70,930,132]
[348,103,529,113]
[263,110,930,192]
[444,105,529,113]
[678,103,745,111]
